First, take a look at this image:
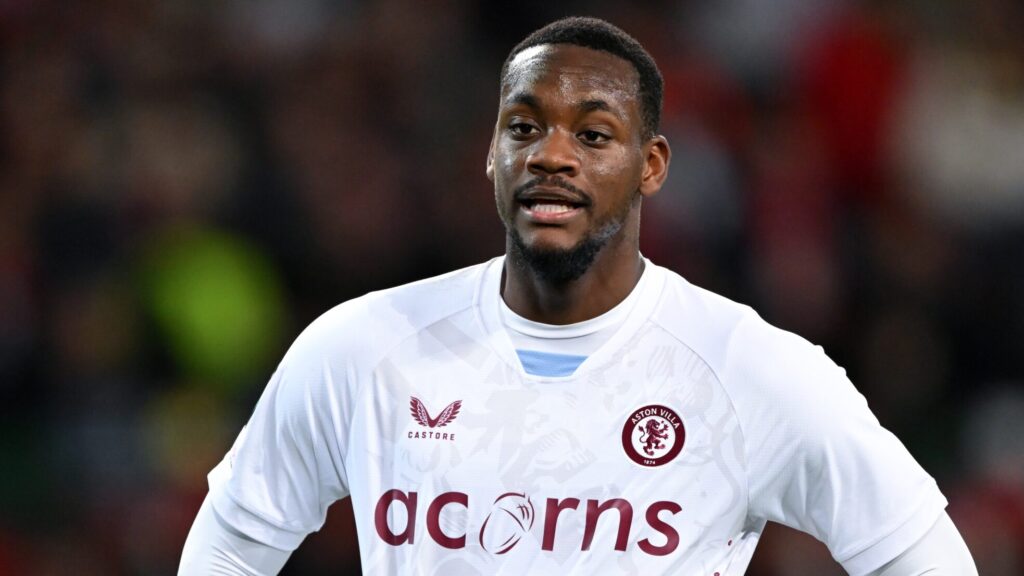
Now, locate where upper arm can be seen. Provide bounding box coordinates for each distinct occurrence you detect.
[866,512,977,576]
[209,305,365,550]
[730,319,948,574]
[179,493,292,576]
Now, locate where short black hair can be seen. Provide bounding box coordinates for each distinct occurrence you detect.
[500,16,663,139]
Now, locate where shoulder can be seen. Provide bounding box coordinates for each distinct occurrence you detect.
[282,259,492,371]
[649,266,753,370]
[650,265,862,425]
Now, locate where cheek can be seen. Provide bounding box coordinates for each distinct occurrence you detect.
[587,148,641,187]
[492,150,520,199]
[494,147,525,186]
[499,146,524,173]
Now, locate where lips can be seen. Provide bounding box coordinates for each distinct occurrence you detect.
[528,202,577,214]
[517,181,587,204]
[512,180,590,223]
[518,196,585,222]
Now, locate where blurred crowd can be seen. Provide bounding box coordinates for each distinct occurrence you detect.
[1,0,1022,574]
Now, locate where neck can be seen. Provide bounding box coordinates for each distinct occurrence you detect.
[501,234,644,325]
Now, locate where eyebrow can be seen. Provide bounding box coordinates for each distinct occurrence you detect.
[504,94,615,116]
[505,92,541,110]
[578,99,611,114]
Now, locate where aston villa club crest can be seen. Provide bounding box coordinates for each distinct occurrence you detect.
[622,404,685,467]
[408,396,461,441]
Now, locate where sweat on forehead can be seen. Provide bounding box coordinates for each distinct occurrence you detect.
[500,44,640,97]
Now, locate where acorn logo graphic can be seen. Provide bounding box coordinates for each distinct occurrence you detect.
[374,489,684,556]
[478,492,535,554]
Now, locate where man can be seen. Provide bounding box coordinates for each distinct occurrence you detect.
[180,17,976,575]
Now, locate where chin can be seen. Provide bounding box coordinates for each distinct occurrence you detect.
[520,235,581,256]
[516,223,586,249]
[508,228,605,284]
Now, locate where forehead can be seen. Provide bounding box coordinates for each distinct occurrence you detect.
[501,44,640,109]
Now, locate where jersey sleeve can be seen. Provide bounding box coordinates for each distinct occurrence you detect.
[868,512,977,576]
[730,316,948,576]
[178,492,292,575]
[208,306,360,552]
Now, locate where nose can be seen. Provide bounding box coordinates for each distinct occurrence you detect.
[526,128,580,177]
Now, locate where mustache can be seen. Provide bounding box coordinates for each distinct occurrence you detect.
[512,176,591,205]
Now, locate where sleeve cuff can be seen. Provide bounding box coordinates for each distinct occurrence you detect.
[837,487,948,576]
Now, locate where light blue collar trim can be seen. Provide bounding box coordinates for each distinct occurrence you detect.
[515,349,588,377]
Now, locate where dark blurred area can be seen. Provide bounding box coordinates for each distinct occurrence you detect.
[1,0,1023,574]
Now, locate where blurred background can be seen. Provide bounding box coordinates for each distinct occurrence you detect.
[1,0,1023,574]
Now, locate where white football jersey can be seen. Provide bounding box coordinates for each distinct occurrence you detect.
[209,257,947,575]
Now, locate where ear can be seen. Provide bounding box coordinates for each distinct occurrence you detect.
[638,135,670,198]
[486,130,497,182]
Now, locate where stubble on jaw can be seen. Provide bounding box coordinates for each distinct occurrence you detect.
[504,189,639,284]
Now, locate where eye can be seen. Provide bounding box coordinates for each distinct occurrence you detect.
[508,122,539,137]
[579,130,610,144]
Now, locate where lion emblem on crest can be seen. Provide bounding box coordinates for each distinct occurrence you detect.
[637,418,670,456]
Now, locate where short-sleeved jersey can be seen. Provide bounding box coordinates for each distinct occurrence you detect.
[209,257,947,575]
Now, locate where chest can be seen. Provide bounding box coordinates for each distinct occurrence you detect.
[344,324,749,561]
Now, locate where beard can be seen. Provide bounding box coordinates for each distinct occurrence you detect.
[504,195,636,284]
